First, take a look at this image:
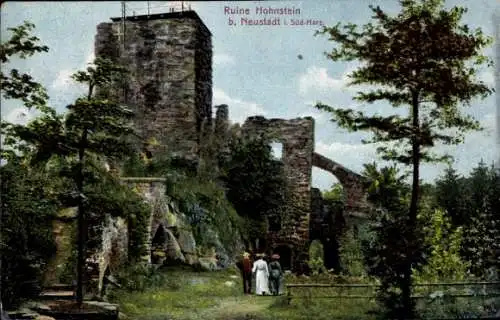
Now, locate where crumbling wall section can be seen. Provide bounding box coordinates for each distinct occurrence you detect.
[95,215,128,295]
[241,116,314,270]
[195,18,213,146]
[311,152,371,219]
[121,177,166,263]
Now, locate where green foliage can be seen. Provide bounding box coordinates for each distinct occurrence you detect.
[461,162,500,277]
[1,43,136,301]
[322,183,344,202]
[308,240,326,275]
[80,159,151,260]
[361,163,427,319]
[0,21,55,309]
[0,160,57,308]
[413,208,470,283]
[0,21,50,112]
[434,166,469,227]
[433,161,500,278]
[338,228,367,278]
[315,0,492,165]
[165,170,243,255]
[221,136,287,243]
[222,136,286,218]
[112,263,170,292]
[2,57,134,162]
[315,1,493,317]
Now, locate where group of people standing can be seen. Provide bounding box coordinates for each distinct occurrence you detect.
[237,252,284,296]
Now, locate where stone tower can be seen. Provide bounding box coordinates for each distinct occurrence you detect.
[94,11,212,160]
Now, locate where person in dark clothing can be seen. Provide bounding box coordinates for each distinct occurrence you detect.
[268,254,283,295]
[236,252,253,294]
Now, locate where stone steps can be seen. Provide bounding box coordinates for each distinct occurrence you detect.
[38,291,75,301]
[38,284,75,301]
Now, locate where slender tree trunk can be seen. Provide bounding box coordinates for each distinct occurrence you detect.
[0,182,3,316]
[76,85,93,304]
[76,130,88,304]
[402,91,421,319]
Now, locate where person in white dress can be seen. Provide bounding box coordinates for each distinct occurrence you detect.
[252,253,270,295]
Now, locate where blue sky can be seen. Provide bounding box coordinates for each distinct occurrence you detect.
[1,0,499,190]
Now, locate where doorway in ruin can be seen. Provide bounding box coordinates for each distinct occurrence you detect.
[311,167,346,272]
[151,225,167,265]
[273,245,292,270]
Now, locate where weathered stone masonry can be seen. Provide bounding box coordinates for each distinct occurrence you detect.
[95,11,212,159]
[240,116,371,269]
[93,11,372,272]
[241,116,315,268]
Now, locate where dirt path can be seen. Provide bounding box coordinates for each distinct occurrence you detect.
[199,295,276,319]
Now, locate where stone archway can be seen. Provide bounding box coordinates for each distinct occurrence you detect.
[311,152,371,218]
[151,224,168,264]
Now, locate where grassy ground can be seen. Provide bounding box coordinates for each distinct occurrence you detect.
[108,267,377,320]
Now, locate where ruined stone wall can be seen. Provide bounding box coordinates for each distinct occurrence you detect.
[311,152,371,218]
[121,177,166,263]
[241,116,314,269]
[310,188,327,241]
[95,215,128,295]
[195,19,213,143]
[95,12,212,160]
[213,104,230,159]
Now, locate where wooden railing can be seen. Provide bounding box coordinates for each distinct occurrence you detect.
[285,281,500,319]
[286,281,500,300]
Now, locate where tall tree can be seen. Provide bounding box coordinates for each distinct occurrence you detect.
[462,162,500,277]
[0,21,50,315]
[315,0,493,317]
[361,163,428,318]
[2,58,134,304]
[434,166,468,227]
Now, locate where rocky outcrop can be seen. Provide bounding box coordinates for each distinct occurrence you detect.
[121,177,240,271]
[177,229,197,265]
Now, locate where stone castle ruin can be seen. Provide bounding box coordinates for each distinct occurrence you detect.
[71,9,373,285]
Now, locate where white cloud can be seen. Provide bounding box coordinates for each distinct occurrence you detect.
[213,87,267,124]
[293,101,329,124]
[479,70,494,86]
[311,141,377,190]
[214,53,235,66]
[315,141,378,165]
[51,69,75,90]
[85,51,95,65]
[50,49,94,93]
[2,107,35,125]
[298,66,348,95]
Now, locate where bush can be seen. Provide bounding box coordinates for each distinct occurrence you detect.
[0,161,58,308]
[308,240,326,275]
[338,228,366,277]
[112,263,170,292]
[413,208,470,283]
